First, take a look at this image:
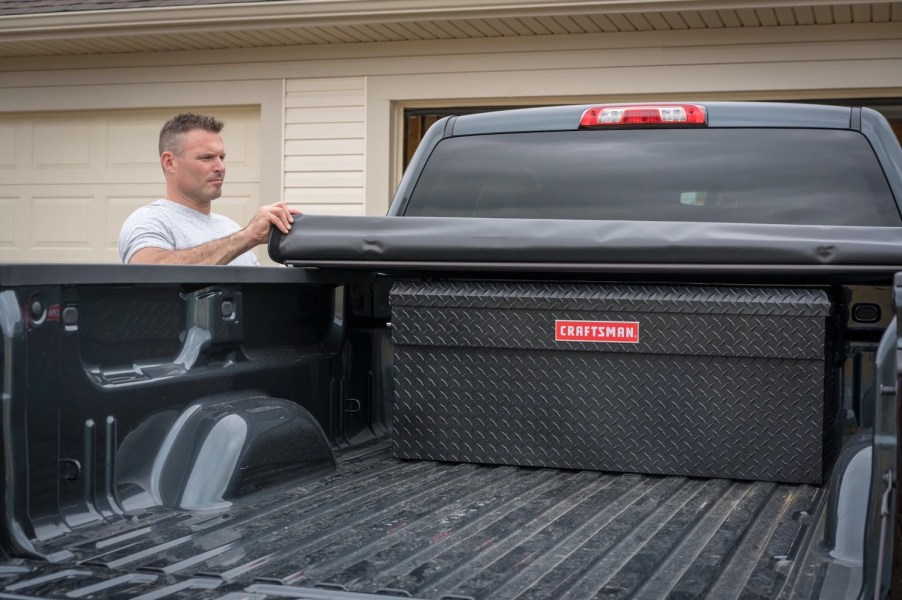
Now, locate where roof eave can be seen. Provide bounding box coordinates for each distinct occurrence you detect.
[0,0,883,37]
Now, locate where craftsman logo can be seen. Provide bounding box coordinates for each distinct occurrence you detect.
[555,320,640,344]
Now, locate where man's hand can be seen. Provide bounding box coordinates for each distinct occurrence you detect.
[241,202,302,246]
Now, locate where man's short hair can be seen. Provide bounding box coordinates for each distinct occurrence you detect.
[159,113,224,156]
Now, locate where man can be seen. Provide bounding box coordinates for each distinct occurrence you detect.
[118,113,300,265]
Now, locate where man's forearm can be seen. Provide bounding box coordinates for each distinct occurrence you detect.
[129,230,254,265]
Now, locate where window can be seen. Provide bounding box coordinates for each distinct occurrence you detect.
[404,128,900,226]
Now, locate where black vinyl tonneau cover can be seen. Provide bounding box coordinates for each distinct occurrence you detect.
[270,215,902,275]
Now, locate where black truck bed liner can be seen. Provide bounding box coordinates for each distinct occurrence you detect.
[2,441,823,600]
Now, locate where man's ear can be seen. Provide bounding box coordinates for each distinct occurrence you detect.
[160,151,176,173]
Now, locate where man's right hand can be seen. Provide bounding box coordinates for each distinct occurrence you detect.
[241,202,302,246]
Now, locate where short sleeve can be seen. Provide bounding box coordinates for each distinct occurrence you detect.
[118,207,175,263]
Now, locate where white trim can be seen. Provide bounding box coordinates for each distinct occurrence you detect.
[279,77,287,200]
[365,93,392,216]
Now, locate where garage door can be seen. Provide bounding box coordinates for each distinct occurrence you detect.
[0,106,261,263]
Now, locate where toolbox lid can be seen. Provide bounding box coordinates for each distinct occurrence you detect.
[390,281,831,361]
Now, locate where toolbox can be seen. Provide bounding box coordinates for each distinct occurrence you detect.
[390,281,837,484]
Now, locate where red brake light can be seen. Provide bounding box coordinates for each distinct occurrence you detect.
[579,104,707,127]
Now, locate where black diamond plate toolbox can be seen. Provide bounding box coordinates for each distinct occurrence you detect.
[390,281,837,484]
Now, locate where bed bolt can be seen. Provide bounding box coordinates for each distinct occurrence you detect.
[59,459,81,481]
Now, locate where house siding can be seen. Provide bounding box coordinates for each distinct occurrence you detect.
[284,77,366,216]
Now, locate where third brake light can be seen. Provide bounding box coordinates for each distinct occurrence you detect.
[579,104,707,127]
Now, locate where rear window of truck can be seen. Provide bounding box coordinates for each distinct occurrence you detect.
[403,129,901,226]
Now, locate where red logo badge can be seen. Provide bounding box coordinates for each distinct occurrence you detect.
[47,304,61,322]
[555,320,640,344]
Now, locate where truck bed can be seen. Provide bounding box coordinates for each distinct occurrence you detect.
[1,440,826,600]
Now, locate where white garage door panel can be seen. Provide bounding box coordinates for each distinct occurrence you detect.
[214,184,260,226]
[34,119,95,170]
[0,184,157,262]
[107,119,166,173]
[0,107,261,263]
[0,196,18,249]
[0,124,15,167]
[32,196,95,245]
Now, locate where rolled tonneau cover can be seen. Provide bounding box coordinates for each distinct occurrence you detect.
[269,215,902,272]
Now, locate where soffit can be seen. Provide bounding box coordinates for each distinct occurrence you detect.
[0,0,899,57]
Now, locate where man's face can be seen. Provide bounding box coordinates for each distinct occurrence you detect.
[165,129,226,207]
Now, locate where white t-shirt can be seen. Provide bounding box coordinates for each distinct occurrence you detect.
[118,199,259,266]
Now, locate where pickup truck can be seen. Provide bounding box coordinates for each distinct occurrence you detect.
[2,102,901,600]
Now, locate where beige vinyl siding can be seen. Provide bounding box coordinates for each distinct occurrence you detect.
[284,77,366,216]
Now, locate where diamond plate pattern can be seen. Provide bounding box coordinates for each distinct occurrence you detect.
[391,282,832,484]
[393,306,825,360]
[390,281,832,316]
